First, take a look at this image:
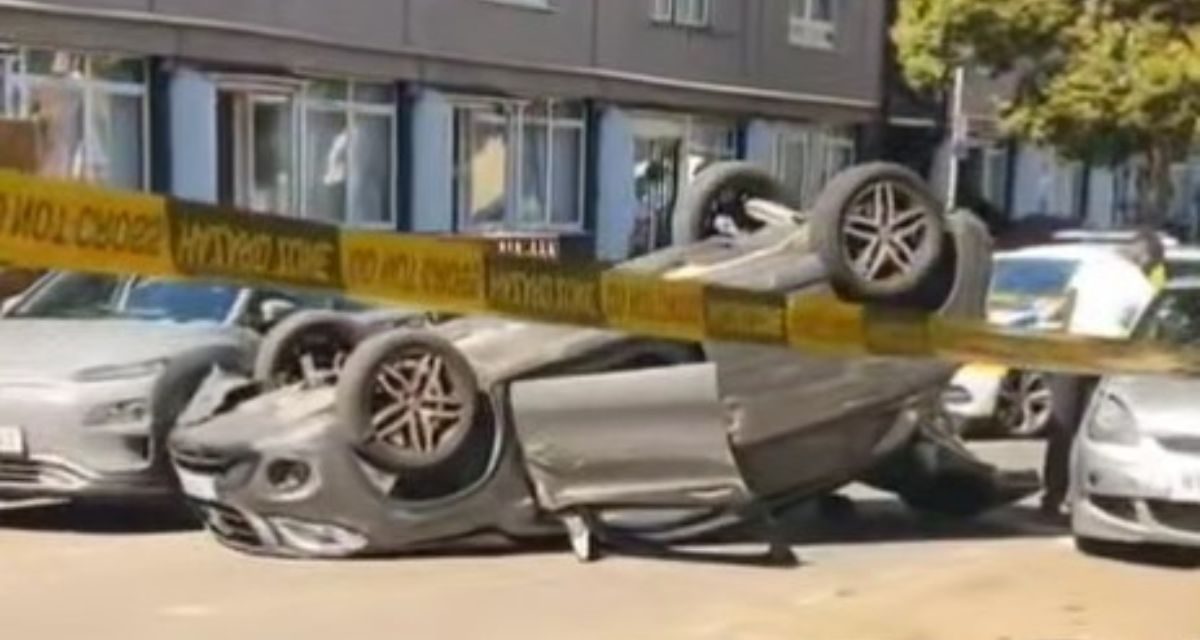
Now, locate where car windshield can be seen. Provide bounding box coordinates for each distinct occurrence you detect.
[990,257,1079,300]
[1134,287,1200,346]
[9,272,242,323]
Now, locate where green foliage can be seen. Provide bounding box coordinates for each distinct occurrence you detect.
[893,0,1200,167]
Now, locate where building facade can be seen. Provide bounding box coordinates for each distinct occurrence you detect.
[0,0,898,260]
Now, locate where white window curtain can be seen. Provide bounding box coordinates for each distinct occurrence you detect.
[301,80,396,228]
[8,48,148,190]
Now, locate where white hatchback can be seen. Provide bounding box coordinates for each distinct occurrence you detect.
[1072,280,1200,553]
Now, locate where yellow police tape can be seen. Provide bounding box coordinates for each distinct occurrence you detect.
[2,169,1199,378]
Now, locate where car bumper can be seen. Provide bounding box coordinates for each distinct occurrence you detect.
[168,388,551,558]
[0,376,164,500]
[1072,437,1200,549]
[0,455,172,501]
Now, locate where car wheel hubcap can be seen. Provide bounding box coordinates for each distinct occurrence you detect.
[999,373,1051,435]
[843,180,931,283]
[367,349,470,466]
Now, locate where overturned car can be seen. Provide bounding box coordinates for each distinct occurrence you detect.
[168,162,1038,561]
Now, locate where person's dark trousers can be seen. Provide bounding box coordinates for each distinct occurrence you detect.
[1041,373,1101,512]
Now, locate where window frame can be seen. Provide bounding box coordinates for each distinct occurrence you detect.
[772,122,856,208]
[2,46,151,190]
[300,79,399,229]
[451,96,588,233]
[214,74,399,228]
[788,0,837,50]
[651,0,713,29]
[216,82,300,215]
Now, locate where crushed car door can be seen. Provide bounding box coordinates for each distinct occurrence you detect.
[508,362,751,513]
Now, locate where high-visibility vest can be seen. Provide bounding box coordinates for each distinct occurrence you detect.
[1150,264,1168,291]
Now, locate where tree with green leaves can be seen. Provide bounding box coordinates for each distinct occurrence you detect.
[894,0,1200,226]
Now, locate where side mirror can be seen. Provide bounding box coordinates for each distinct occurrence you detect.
[257,298,298,329]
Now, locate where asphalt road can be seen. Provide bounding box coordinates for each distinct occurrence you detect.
[1,441,1197,640]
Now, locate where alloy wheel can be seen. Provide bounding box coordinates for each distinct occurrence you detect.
[841,180,933,285]
[365,348,472,468]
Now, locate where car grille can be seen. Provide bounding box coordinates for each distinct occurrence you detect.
[1148,501,1200,533]
[0,458,87,489]
[198,502,263,549]
[1158,436,1200,455]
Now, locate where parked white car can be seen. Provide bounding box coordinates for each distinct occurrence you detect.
[944,240,1200,438]
[1072,279,1200,554]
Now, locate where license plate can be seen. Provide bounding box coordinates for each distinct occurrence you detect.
[176,469,217,501]
[1174,471,1200,503]
[0,426,25,458]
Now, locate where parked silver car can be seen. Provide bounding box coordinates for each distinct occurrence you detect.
[168,162,1038,561]
[1073,279,1200,554]
[0,270,424,504]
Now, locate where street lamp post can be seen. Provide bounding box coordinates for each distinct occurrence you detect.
[947,66,967,211]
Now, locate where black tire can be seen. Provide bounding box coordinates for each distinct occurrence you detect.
[671,161,791,245]
[149,347,251,469]
[253,311,366,388]
[896,208,993,314]
[336,331,480,474]
[811,162,946,304]
[937,209,993,317]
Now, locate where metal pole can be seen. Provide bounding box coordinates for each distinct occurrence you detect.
[946,66,966,211]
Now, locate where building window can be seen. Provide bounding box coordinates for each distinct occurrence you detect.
[1,45,148,190]
[628,113,739,255]
[774,124,855,208]
[453,98,587,232]
[216,77,397,227]
[218,87,297,215]
[789,0,836,50]
[651,0,712,28]
[302,80,397,228]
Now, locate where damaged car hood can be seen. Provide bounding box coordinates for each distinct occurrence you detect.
[0,319,254,379]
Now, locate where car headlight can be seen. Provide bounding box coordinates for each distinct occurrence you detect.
[83,399,151,427]
[269,517,367,556]
[74,359,167,382]
[1087,393,1140,446]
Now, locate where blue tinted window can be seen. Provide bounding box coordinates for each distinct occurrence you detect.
[123,279,241,323]
[990,258,1079,299]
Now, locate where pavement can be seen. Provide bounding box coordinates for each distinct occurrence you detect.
[1,440,1197,640]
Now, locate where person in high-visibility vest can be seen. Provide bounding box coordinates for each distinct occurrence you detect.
[1040,227,1167,518]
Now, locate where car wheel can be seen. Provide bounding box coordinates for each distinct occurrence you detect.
[254,311,365,388]
[810,163,947,305]
[337,331,480,474]
[671,161,790,245]
[995,371,1052,438]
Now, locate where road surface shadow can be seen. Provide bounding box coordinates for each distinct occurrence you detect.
[767,496,1065,547]
[0,500,200,535]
